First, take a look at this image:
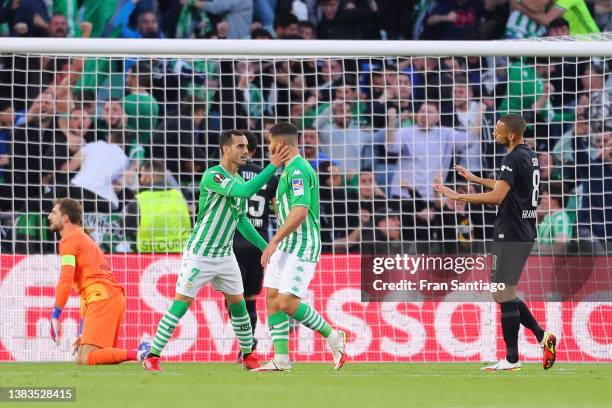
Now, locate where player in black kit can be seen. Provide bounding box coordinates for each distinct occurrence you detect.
[232,130,278,360]
[434,114,557,372]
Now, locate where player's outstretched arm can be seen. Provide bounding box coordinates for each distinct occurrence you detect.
[236,213,268,252]
[453,165,497,190]
[433,179,511,206]
[226,144,291,199]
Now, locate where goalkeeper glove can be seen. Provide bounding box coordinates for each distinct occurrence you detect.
[50,307,61,345]
[71,319,83,356]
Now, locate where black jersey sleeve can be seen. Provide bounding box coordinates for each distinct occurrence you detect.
[497,154,517,186]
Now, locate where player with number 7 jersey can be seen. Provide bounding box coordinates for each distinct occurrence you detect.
[142,130,291,372]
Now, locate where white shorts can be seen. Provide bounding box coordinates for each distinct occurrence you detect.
[176,255,244,298]
[263,250,317,298]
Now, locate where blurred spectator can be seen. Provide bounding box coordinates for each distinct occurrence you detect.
[505,2,546,39]
[273,12,299,38]
[58,130,130,212]
[317,0,380,40]
[124,61,160,145]
[151,94,213,187]
[514,0,600,35]
[386,102,477,201]
[253,0,276,30]
[548,16,570,36]
[165,0,214,38]
[537,181,574,247]
[431,183,486,253]
[124,160,191,252]
[442,81,486,171]
[361,200,403,253]
[41,106,92,188]
[10,90,56,212]
[593,0,611,31]
[251,27,273,38]
[424,0,481,40]
[300,127,332,169]
[297,20,315,39]
[580,63,611,133]
[113,0,164,38]
[479,0,508,40]
[47,14,69,37]
[10,0,49,37]
[318,161,360,252]
[318,100,384,173]
[575,132,612,244]
[201,0,254,39]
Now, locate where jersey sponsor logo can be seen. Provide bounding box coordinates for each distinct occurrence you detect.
[522,209,537,219]
[213,173,225,184]
[292,178,304,196]
[501,165,513,172]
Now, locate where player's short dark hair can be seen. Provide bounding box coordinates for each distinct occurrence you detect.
[219,129,247,149]
[244,130,258,153]
[549,18,569,30]
[270,122,298,146]
[54,198,83,226]
[141,159,166,174]
[499,114,527,137]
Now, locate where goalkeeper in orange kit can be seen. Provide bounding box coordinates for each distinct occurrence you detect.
[48,198,150,365]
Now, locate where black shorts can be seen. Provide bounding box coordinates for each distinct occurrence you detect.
[234,244,264,296]
[490,241,534,285]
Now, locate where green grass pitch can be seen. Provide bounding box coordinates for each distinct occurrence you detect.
[1,363,610,408]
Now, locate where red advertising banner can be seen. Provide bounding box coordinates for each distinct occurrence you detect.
[1,254,610,362]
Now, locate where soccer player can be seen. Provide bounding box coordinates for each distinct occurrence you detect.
[231,131,279,361]
[142,129,291,372]
[48,198,150,365]
[256,122,347,372]
[434,114,557,371]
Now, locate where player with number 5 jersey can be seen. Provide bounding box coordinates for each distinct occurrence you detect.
[434,114,557,373]
[142,129,291,372]
[256,123,347,372]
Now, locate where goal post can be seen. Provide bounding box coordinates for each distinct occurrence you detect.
[0,36,610,362]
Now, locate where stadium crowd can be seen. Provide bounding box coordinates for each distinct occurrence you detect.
[0,0,610,255]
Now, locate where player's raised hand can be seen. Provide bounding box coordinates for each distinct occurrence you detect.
[453,164,478,183]
[269,141,292,167]
[433,183,459,201]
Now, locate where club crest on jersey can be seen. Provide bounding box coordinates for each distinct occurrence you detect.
[213,173,225,184]
[501,165,513,172]
[292,178,304,196]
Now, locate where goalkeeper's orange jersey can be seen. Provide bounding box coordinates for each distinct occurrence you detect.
[54,227,123,310]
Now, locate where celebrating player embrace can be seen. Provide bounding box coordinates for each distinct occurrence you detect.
[434,114,557,372]
[255,123,347,372]
[142,129,291,372]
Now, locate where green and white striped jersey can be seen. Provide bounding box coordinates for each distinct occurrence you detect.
[276,155,321,262]
[184,164,247,257]
[505,10,546,39]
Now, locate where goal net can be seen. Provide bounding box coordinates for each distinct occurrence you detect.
[0,36,610,362]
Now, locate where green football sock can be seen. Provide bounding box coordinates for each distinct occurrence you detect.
[150,300,189,356]
[292,302,333,338]
[268,311,290,356]
[228,300,254,354]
